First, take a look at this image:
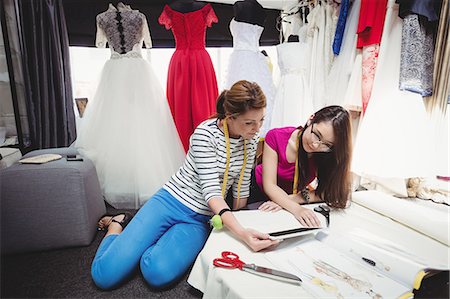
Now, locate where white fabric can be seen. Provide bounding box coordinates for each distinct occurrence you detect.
[306,4,326,110]
[323,2,338,75]
[188,193,449,298]
[280,5,303,42]
[224,19,275,137]
[76,43,185,209]
[325,0,361,107]
[352,190,450,246]
[343,49,363,110]
[270,32,314,128]
[351,0,432,180]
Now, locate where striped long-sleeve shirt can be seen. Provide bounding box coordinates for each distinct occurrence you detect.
[164,118,259,215]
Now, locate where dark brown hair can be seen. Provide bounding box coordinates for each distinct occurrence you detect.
[297,105,352,208]
[215,80,266,119]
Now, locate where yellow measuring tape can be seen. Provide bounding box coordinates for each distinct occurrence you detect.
[222,118,247,208]
[292,129,302,194]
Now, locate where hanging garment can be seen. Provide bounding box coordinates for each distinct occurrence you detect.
[159,4,219,151]
[306,3,326,111]
[356,0,389,48]
[279,5,303,42]
[356,0,388,113]
[399,14,435,96]
[76,3,185,209]
[270,26,314,129]
[323,2,339,75]
[332,0,350,55]
[361,44,380,113]
[325,0,362,107]
[352,0,432,190]
[224,18,275,137]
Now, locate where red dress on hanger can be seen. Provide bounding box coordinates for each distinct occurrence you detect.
[159,4,219,151]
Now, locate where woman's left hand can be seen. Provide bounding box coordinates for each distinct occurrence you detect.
[258,201,282,212]
[241,228,280,252]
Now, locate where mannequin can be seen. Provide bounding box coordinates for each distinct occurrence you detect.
[224,0,274,137]
[159,1,219,151]
[169,0,207,13]
[76,2,185,209]
[234,0,266,27]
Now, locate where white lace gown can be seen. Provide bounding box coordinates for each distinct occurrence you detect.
[75,4,185,209]
[224,19,275,137]
[351,0,432,194]
[270,28,314,129]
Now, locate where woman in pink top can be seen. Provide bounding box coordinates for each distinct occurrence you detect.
[250,106,353,227]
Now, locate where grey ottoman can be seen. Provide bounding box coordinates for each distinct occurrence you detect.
[0,147,106,254]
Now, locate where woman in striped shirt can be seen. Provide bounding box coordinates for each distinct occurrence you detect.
[91,80,279,290]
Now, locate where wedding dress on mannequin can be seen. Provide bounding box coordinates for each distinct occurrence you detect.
[76,3,185,209]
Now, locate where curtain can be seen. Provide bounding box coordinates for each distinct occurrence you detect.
[16,0,76,151]
[425,0,449,178]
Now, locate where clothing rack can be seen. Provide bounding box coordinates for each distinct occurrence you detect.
[204,0,298,10]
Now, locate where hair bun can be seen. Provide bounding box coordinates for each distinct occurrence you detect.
[216,90,227,119]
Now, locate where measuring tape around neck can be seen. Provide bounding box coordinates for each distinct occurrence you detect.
[222,118,247,208]
[292,129,302,195]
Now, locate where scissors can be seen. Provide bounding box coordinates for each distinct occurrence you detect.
[213,251,302,284]
[313,204,330,227]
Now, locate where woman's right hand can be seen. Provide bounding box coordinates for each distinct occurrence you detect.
[240,228,280,252]
[258,200,282,212]
[294,206,321,227]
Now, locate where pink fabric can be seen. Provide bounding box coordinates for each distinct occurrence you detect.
[255,127,316,195]
[361,44,380,114]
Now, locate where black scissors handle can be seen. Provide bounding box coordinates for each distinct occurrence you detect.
[314,204,330,227]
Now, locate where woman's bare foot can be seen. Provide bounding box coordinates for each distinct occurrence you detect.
[97,214,126,231]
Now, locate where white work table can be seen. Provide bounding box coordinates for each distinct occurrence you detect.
[187,191,450,298]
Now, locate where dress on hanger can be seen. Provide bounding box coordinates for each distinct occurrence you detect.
[158,4,219,152]
[398,0,438,97]
[357,0,388,114]
[76,3,185,209]
[224,19,275,137]
[306,3,326,111]
[325,0,361,108]
[270,26,314,129]
[352,0,432,195]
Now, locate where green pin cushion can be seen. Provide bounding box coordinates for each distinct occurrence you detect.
[210,214,223,229]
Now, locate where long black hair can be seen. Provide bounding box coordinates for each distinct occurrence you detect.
[296,105,352,208]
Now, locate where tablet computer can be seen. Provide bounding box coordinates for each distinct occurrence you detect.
[268,226,324,240]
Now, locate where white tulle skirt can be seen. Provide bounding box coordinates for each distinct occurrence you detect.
[76,55,185,209]
[224,50,275,137]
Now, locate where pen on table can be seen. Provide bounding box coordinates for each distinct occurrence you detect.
[349,249,389,272]
[362,257,376,267]
[362,256,390,271]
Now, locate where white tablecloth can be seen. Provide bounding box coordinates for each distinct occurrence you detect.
[187,191,450,298]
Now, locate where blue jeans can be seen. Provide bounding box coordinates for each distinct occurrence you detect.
[91,188,211,289]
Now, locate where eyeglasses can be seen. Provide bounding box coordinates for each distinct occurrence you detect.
[310,123,333,152]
